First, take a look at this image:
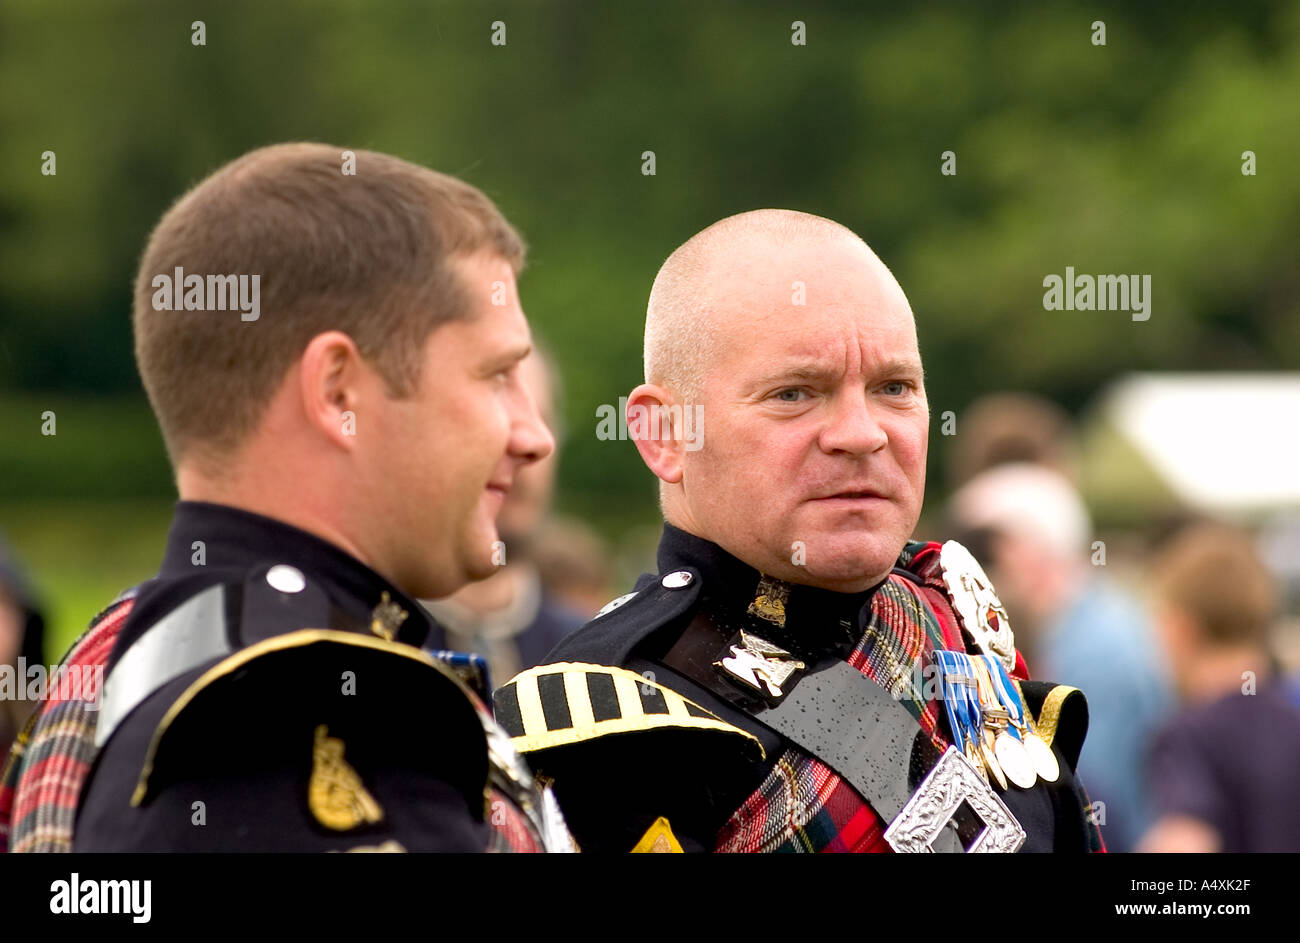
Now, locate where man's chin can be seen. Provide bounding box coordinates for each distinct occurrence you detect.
[464,532,504,581]
[464,556,500,583]
[790,538,904,592]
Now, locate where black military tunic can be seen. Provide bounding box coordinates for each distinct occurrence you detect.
[495,524,1101,853]
[75,501,558,852]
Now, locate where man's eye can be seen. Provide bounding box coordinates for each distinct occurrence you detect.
[773,388,807,403]
[882,381,911,396]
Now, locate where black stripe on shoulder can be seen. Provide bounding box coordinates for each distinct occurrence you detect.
[586,671,621,722]
[536,671,573,731]
[494,681,524,737]
[638,683,669,715]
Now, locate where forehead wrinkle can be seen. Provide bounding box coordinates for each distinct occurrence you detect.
[646,209,907,398]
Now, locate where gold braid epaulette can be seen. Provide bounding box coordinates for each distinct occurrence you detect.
[1015,680,1081,749]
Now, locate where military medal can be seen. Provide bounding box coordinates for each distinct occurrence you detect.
[980,654,1050,788]
[965,654,1009,789]
[1004,674,1061,783]
[993,729,1035,789]
[1022,731,1060,783]
[939,541,1017,674]
[968,656,1029,789]
[935,651,991,784]
[979,727,1008,790]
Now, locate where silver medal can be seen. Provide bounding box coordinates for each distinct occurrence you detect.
[1022,731,1060,783]
[993,729,1036,789]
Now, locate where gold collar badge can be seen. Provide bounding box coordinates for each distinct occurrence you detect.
[747,575,790,627]
[370,591,409,641]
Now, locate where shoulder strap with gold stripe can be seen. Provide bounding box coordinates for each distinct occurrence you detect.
[494,662,764,758]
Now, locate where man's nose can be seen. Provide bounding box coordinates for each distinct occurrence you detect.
[818,387,888,456]
[511,386,556,465]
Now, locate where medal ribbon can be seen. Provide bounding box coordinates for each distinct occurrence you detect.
[970,658,1006,733]
[935,651,976,753]
[981,653,1028,742]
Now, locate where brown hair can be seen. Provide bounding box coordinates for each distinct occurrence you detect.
[1151,523,1279,646]
[133,142,525,467]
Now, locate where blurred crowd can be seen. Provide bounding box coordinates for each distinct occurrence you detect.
[943,392,1300,853]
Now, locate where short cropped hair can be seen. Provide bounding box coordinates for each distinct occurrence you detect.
[644,209,868,401]
[133,142,525,467]
[1151,523,1279,646]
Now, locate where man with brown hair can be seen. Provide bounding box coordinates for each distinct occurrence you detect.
[4,142,572,851]
[1139,522,1300,853]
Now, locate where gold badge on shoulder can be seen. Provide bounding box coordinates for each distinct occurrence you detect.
[309,724,384,831]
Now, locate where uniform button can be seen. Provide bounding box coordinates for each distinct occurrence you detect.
[661,570,693,589]
[266,564,306,594]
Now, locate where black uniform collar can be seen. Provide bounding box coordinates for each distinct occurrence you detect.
[156,500,437,648]
[656,523,884,659]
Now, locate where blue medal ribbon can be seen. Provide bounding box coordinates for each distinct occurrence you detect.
[981,653,1027,742]
[936,650,980,753]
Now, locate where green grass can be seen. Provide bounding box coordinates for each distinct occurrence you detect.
[0,393,173,501]
[0,499,175,659]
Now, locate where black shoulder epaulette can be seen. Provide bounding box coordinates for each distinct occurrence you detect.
[544,568,702,667]
[1017,680,1089,774]
[493,662,765,853]
[75,562,501,851]
[132,628,490,814]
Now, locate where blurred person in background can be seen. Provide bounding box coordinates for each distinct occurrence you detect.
[530,516,613,619]
[422,348,590,685]
[945,392,1077,489]
[948,462,1172,852]
[1138,523,1300,853]
[0,535,46,758]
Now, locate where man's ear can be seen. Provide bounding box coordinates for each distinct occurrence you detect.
[627,383,686,484]
[298,330,367,451]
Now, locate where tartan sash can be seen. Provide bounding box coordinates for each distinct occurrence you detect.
[713,540,1093,854]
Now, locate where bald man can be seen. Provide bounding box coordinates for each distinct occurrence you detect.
[495,210,1104,853]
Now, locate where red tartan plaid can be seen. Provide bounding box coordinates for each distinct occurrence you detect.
[716,750,891,853]
[485,788,545,852]
[713,540,1058,854]
[1,594,133,853]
